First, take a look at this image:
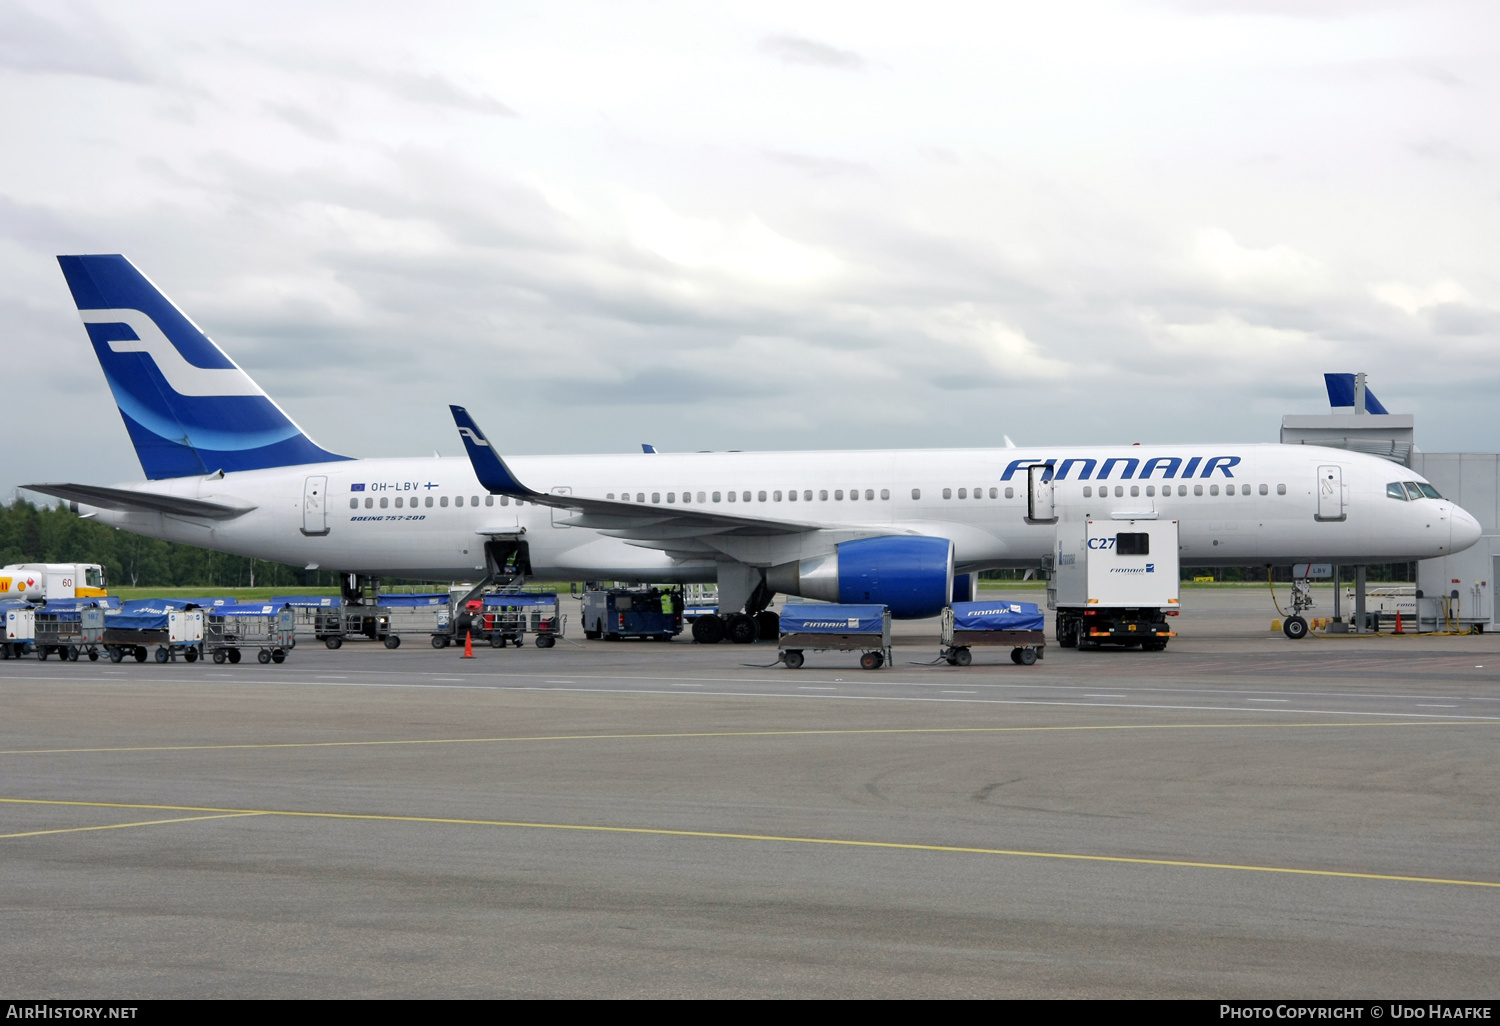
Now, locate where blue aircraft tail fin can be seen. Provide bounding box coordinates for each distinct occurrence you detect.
[56,254,349,480]
[1323,373,1389,415]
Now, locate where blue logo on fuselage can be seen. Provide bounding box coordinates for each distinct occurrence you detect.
[1000,456,1241,482]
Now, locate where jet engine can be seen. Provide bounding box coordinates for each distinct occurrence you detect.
[766,536,954,619]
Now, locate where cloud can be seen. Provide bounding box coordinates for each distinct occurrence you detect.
[0,0,147,82]
[759,34,865,71]
[263,102,339,141]
[762,150,874,178]
[1409,138,1475,162]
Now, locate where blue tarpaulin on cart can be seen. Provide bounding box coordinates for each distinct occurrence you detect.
[105,612,169,630]
[119,598,227,614]
[212,604,287,617]
[950,601,1045,631]
[271,595,338,608]
[481,593,558,608]
[380,593,449,607]
[780,604,887,634]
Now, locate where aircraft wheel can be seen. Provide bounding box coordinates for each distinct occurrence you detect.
[1283,615,1308,640]
[782,650,804,669]
[1017,647,1038,666]
[271,650,286,664]
[725,614,758,645]
[325,636,343,650]
[384,635,401,650]
[134,646,148,663]
[258,650,271,664]
[213,650,227,664]
[691,615,725,645]
[228,648,241,664]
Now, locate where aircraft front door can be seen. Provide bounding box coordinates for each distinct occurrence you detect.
[302,475,329,536]
[1315,465,1345,522]
[1027,464,1057,524]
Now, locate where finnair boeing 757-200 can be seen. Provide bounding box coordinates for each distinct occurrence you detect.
[25,255,1481,643]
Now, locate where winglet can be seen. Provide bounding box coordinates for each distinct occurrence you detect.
[449,405,543,497]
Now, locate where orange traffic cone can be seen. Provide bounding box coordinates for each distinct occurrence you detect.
[462,631,474,658]
[1394,612,1403,634]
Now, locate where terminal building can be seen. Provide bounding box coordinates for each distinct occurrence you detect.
[1281,373,1495,630]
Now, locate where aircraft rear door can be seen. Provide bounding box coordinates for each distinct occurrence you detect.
[1316,465,1345,522]
[1027,464,1057,524]
[302,475,329,536]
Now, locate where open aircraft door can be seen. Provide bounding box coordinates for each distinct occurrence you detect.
[1027,464,1057,524]
[1316,465,1346,522]
[301,475,329,536]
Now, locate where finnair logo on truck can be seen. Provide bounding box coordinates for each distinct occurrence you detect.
[805,619,860,628]
[1001,456,1242,482]
[1109,565,1156,574]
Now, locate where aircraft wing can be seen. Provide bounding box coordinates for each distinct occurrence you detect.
[22,483,257,521]
[450,406,826,540]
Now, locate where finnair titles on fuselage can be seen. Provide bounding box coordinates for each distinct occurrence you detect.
[27,255,1481,625]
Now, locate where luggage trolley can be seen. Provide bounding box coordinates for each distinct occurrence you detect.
[941,601,1047,666]
[205,604,297,664]
[778,604,891,670]
[102,603,206,663]
[486,592,565,648]
[32,603,109,662]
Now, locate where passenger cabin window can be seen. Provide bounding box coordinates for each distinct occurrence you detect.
[988,488,997,499]
[365,498,373,508]
[667,492,675,503]
[500,496,509,506]
[395,497,403,508]
[881,489,890,500]
[773,491,782,501]
[1193,485,1203,496]
[742,491,750,502]
[349,498,358,509]
[485,495,494,506]
[440,496,448,507]
[471,496,479,506]
[1116,532,1149,556]
[1114,486,1123,497]
[910,489,919,500]
[958,488,967,499]
[1083,486,1092,498]
[454,496,463,507]
[652,492,661,503]
[1145,485,1155,497]
[758,490,767,502]
[942,488,952,499]
[866,490,875,500]
[805,490,814,501]
[1130,486,1139,497]
[728,491,736,502]
[1209,485,1219,496]
[380,497,388,508]
[1277,484,1286,495]
[1005,487,1014,499]
[1178,485,1187,497]
[427,497,434,507]
[713,491,721,502]
[1387,482,1409,500]
[1242,484,1250,495]
[1259,484,1268,496]
[835,489,844,500]
[849,488,859,501]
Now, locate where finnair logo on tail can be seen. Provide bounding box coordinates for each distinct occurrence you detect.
[458,426,491,448]
[81,309,262,398]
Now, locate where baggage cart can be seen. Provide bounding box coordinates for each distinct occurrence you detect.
[778,604,891,670]
[484,592,565,648]
[33,604,108,662]
[205,604,297,664]
[316,605,397,649]
[940,601,1047,666]
[3,603,35,659]
[102,603,206,663]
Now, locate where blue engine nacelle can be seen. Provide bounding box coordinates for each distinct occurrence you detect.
[765,536,954,619]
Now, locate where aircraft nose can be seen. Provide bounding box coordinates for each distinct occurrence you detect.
[1451,506,1482,553]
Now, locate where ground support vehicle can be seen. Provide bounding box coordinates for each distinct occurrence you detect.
[940,601,1047,666]
[778,603,891,670]
[1049,518,1180,651]
[205,605,297,664]
[0,563,108,602]
[315,604,400,650]
[32,604,108,662]
[102,606,206,663]
[581,588,682,641]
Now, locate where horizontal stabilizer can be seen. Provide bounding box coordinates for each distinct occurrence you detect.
[22,483,256,520]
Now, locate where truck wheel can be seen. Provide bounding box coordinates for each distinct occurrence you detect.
[228,648,241,664]
[953,647,972,667]
[725,614,758,645]
[1018,647,1038,666]
[1072,622,1090,650]
[384,635,401,650]
[691,615,725,645]
[325,637,343,650]
[1283,615,1308,640]
[1057,618,1077,648]
[782,650,804,669]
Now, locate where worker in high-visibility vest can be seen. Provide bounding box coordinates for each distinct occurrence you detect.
[660,590,673,615]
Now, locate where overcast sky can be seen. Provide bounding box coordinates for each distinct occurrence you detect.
[2,0,1497,494]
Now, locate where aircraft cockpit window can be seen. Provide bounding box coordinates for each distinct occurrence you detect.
[1417,483,1442,499]
[1403,482,1426,501]
[1387,483,1409,500]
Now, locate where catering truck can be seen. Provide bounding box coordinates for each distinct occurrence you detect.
[0,563,107,601]
[1048,519,1179,650]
